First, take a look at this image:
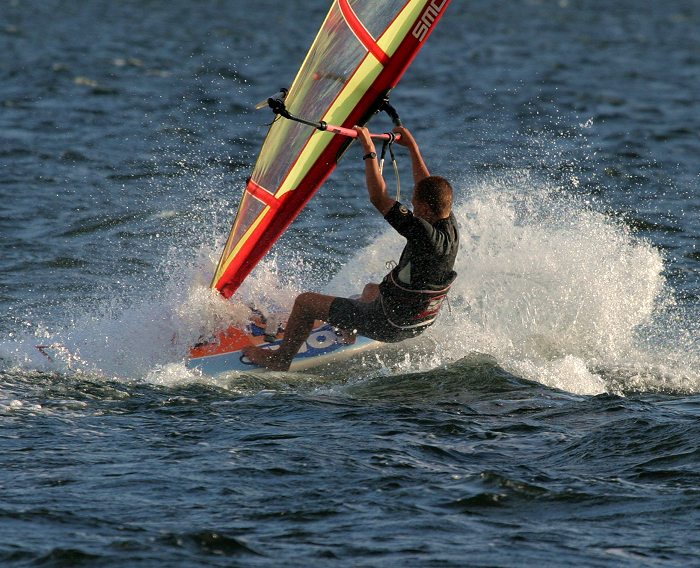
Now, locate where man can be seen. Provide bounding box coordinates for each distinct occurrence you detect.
[243,125,459,371]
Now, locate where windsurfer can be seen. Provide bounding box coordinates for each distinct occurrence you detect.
[243,126,459,371]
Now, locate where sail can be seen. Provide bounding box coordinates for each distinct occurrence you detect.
[213,0,451,298]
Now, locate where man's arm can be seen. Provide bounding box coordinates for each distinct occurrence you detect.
[354,126,395,215]
[393,126,430,185]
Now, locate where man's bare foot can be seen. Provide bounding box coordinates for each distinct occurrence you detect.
[242,345,290,371]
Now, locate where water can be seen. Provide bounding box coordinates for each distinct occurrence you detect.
[1,0,699,565]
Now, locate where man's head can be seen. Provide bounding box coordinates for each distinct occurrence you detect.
[412,175,453,222]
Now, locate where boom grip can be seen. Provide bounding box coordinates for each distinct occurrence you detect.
[324,123,401,141]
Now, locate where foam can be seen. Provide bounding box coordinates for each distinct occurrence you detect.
[328,171,698,394]
[3,171,698,395]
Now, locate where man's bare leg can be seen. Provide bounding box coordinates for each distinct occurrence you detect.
[335,283,380,345]
[243,292,336,371]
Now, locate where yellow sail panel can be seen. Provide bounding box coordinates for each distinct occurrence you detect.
[277,58,384,199]
[376,2,427,55]
[252,4,368,194]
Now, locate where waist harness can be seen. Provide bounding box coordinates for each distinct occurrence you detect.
[380,270,456,330]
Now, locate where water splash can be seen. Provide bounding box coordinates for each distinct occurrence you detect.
[3,171,698,395]
[329,170,698,395]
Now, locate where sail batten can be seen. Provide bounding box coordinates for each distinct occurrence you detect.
[339,0,390,64]
[213,0,451,298]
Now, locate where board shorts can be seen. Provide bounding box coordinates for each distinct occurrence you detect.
[328,296,428,343]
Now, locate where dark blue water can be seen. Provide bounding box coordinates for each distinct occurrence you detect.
[2,1,699,565]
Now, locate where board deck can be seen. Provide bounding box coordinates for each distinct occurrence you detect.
[187,320,379,376]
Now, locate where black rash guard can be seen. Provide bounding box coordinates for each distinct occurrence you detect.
[328,201,459,342]
[377,201,459,329]
[382,201,459,290]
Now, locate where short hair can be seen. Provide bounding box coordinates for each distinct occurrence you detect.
[414,175,453,217]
